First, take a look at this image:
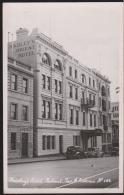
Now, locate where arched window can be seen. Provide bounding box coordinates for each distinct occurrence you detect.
[81,74,86,84]
[42,53,51,66]
[54,59,62,71]
[101,85,106,96]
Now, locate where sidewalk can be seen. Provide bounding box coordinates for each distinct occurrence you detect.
[8,154,66,165]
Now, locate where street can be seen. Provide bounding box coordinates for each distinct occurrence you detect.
[8,156,119,188]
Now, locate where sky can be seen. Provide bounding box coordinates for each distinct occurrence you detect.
[3,3,123,102]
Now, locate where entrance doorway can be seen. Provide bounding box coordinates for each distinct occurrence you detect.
[21,133,28,158]
[59,135,63,154]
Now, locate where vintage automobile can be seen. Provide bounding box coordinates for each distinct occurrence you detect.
[65,146,88,159]
[87,147,104,158]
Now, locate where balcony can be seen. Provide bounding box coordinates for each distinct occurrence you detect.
[81,98,95,111]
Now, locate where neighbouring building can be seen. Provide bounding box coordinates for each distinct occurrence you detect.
[8,57,33,159]
[110,102,119,148]
[8,27,112,157]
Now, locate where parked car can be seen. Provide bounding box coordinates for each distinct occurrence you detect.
[65,146,88,159]
[87,147,104,158]
[111,147,119,156]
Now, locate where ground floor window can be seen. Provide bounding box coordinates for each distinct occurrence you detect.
[42,135,56,150]
[11,132,16,150]
[73,135,80,146]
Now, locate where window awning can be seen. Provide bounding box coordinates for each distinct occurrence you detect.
[80,128,103,136]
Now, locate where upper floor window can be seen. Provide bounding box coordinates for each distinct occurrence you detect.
[90,113,92,126]
[94,114,96,127]
[59,81,62,94]
[54,59,62,71]
[22,105,28,121]
[55,79,58,93]
[76,110,79,125]
[81,74,86,84]
[10,103,17,120]
[11,74,17,91]
[69,66,72,77]
[70,85,73,98]
[47,76,51,90]
[108,87,110,96]
[42,53,51,65]
[93,80,95,88]
[75,88,78,100]
[55,103,62,120]
[70,108,74,124]
[89,77,91,86]
[42,100,51,119]
[23,78,28,93]
[83,112,85,126]
[42,74,46,89]
[75,69,77,79]
[101,85,106,96]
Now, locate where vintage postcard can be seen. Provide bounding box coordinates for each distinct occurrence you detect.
[3,2,123,194]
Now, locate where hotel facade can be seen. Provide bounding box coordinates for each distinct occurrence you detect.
[8,28,112,159]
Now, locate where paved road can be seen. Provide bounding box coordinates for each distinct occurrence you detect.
[8,156,119,188]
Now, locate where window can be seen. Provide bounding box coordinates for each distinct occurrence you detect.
[55,79,57,93]
[94,114,96,127]
[47,101,51,119]
[11,132,16,150]
[81,74,86,83]
[55,103,62,120]
[108,88,110,96]
[73,136,80,146]
[76,110,79,125]
[55,103,58,120]
[59,104,62,120]
[75,88,78,99]
[23,78,28,93]
[42,100,46,118]
[93,80,95,88]
[89,77,91,86]
[10,103,17,120]
[70,108,73,124]
[101,86,106,96]
[90,113,92,126]
[69,66,72,76]
[52,136,56,149]
[99,97,101,107]
[75,69,77,78]
[47,135,50,149]
[54,60,62,71]
[42,53,50,65]
[102,100,106,111]
[93,95,95,105]
[42,74,46,89]
[70,85,73,98]
[42,135,46,150]
[59,81,62,94]
[11,74,17,90]
[83,112,85,126]
[42,135,56,150]
[22,106,28,121]
[47,76,51,90]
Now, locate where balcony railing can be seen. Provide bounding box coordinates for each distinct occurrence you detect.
[81,98,95,110]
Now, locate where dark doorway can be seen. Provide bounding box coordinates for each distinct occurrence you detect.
[59,135,63,154]
[22,133,28,158]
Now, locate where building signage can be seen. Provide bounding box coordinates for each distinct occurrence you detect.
[13,40,35,58]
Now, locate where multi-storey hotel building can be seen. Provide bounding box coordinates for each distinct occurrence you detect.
[8,28,112,158]
[8,57,33,159]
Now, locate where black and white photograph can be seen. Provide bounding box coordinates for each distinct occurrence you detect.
[3,2,123,194]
